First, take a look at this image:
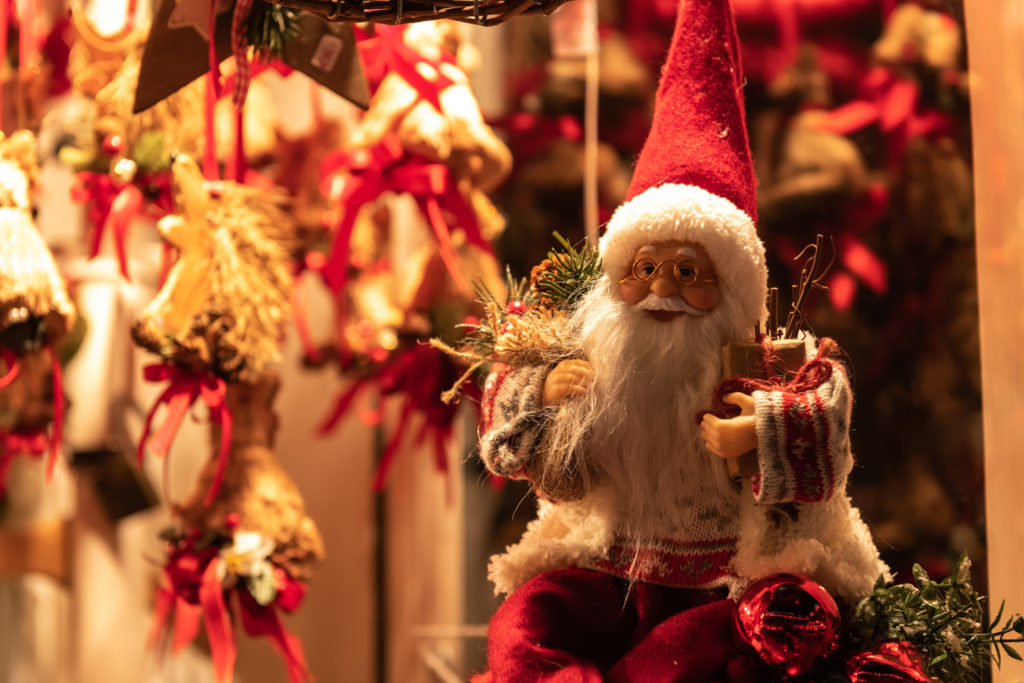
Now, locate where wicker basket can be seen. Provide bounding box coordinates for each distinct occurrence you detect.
[261,0,573,25]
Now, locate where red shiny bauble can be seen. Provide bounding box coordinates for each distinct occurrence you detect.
[505,301,527,316]
[101,134,124,156]
[846,641,931,682]
[734,573,841,677]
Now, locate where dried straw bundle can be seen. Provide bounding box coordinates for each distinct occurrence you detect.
[133,159,297,383]
[262,0,571,26]
[432,301,578,403]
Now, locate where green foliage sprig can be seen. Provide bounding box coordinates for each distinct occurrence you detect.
[245,1,300,61]
[851,553,1024,682]
[529,231,602,310]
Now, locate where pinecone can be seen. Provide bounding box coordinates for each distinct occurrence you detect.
[529,257,559,307]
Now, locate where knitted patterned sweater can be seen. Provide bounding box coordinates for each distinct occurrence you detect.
[479,356,887,603]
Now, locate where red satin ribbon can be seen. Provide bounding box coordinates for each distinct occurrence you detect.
[0,0,7,122]
[48,347,63,481]
[320,136,490,297]
[0,429,47,491]
[237,589,312,683]
[137,364,233,505]
[355,24,456,104]
[0,347,19,388]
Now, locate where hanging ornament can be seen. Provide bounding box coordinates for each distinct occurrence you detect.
[0,131,73,489]
[133,0,369,115]
[734,573,841,678]
[151,378,323,683]
[132,152,294,502]
[62,11,202,279]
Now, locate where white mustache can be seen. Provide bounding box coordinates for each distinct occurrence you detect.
[637,293,707,316]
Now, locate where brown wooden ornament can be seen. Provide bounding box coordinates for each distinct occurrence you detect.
[134,0,369,114]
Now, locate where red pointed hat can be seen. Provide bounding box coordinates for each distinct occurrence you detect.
[599,0,767,327]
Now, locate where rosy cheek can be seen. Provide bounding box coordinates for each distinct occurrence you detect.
[682,284,721,311]
[618,280,647,305]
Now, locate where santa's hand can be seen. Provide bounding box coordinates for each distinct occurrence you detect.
[541,359,594,407]
[700,393,757,459]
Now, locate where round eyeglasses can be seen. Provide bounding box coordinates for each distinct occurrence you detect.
[620,257,719,286]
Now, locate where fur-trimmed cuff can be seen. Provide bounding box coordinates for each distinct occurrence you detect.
[479,364,555,477]
[750,361,853,504]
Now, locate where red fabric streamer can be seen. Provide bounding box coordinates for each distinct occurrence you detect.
[200,557,237,683]
[0,0,7,122]
[137,363,233,505]
[204,70,219,180]
[237,589,312,683]
[0,429,47,492]
[47,346,63,481]
[318,345,475,495]
[320,136,490,297]
[0,347,19,389]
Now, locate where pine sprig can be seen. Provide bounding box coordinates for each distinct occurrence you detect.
[245,1,300,61]
[530,232,602,309]
[851,553,1024,682]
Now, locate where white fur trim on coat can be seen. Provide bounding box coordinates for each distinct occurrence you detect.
[600,183,768,327]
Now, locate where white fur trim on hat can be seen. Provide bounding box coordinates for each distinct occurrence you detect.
[599,183,768,327]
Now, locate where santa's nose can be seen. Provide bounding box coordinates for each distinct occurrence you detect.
[650,273,679,297]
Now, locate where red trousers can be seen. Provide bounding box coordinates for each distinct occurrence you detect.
[475,568,762,683]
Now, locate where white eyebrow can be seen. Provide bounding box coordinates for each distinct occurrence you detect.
[675,247,698,259]
[636,245,657,256]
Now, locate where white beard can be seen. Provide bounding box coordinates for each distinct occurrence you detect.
[543,275,752,541]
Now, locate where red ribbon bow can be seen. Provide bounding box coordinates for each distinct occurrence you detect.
[71,171,172,280]
[0,429,48,492]
[0,347,19,389]
[137,363,233,506]
[318,345,480,497]
[149,542,312,683]
[1,347,66,486]
[320,135,491,298]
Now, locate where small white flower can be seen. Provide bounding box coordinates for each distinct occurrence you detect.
[218,531,275,581]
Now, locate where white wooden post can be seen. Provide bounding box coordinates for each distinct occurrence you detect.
[964,4,1024,682]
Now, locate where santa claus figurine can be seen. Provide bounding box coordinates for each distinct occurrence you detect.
[475,0,887,680]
